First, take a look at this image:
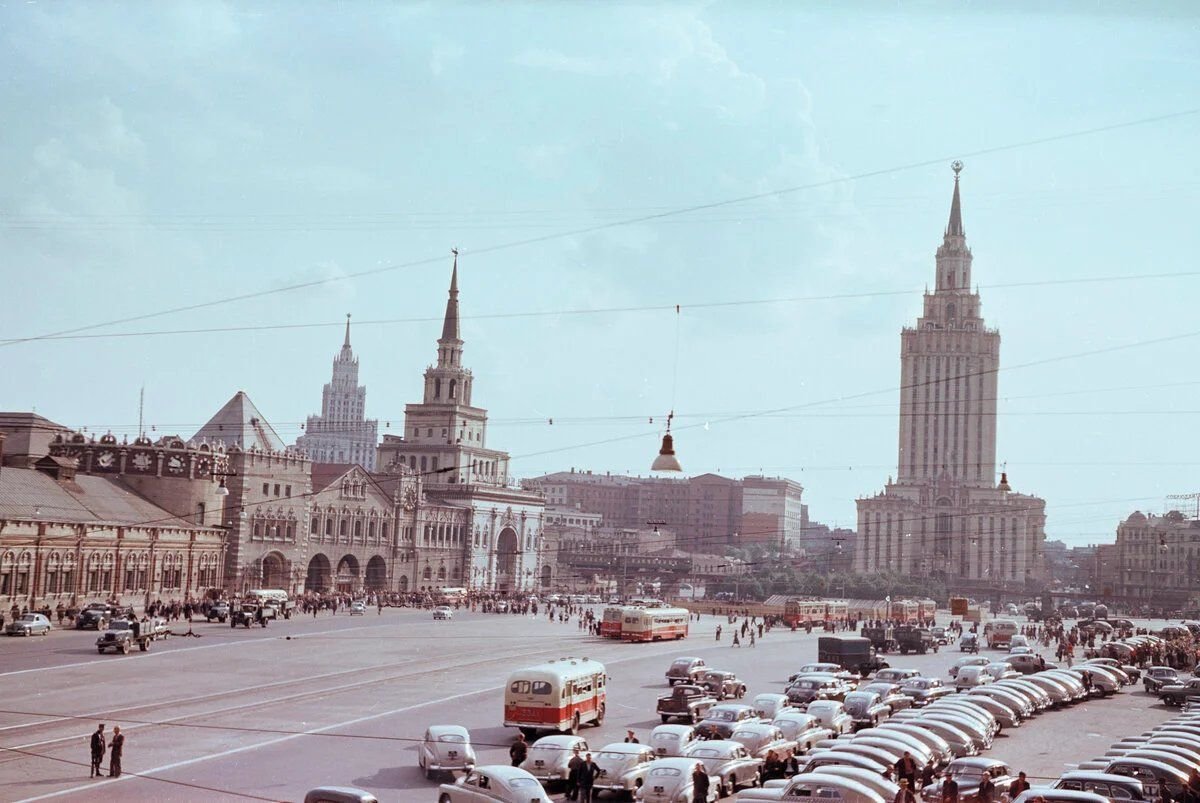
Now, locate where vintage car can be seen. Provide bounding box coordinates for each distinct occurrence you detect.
[699,670,747,701]
[857,682,912,713]
[984,662,1020,682]
[958,633,980,652]
[944,693,1022,729]
[437,765,552,803]
[770,711,834,752]
[433,606,454,620]
[804,700,854,735]
[592,742,657,796]
[1083,657,1140,684]
[231,603,268,628]
[520,735,589,784]
[916,711,992,752]
[875,722,955,766]
[95,619,155,654]
[737,771,887,803]
[954,666,995,692]
[872,668,921,685]
[841,691,892,730]
[924,700,1000,737]
[657,684,718,724]
[349,600,366,615]
[788,663,859,684]
[5,613,51,636]
[849,728,937,769]
[799,751,888,774]
[206,601,230,622]
[730,722,798,762]
[650,724,700,757]
[1054,771,1148,800]
[666,656,708,686]
[419,725,476,778]
[785,675,852,707]
[892,717,978,758]
[694,704,760,740]
[303,786,379,803]
[1099,757,1189,797]
[949,657,990,678]
[930,626,950,645]
[750,693,797,721]
[637,757,719,803]
[922,758,1016,803]
[900,676,953,707]
[1158,678,1200,707]
[1020,674,1074,706]
[682,739,764,797]
[1143,666,1182,694]
[75,603,133,630]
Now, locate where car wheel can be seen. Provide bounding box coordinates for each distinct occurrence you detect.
[439,795,452,803]
[568,712,581,735]
[120,642,129,655]
[97,647,104,654]
[728,774,738,793]
[596,703,605,726]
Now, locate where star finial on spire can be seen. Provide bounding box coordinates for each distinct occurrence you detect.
[343,313,352,348]
[946,160,965,237]
[441,248,461,341]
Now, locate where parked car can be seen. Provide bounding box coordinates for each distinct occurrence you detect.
[900,677,953,707]
[694,704,762,740]
[737,771,887,803]
[433,606,454,620]
[730,722,798,762]
[1003,654,1046,675]
[649,724,700,757]
[1158,678,1200,707]
[858,682,912,713]
[842,691,892,730]
[592,743,657,797]
[419,725,476,778]
[700,670,747,701]
[751,693,798,721]
[1054,771,1148,800]
[1084,657,1140,684]
[923,758,1016,802]
[771,711,835,752]
[1143,667,1181,694]
[955,667,994,692]
[520,735,588,785]
[949,657,990,678]
[682,739,764,797]
[637,757,719,803]
[786,676,852,707]
[437,765,551,803]
[873,668,922,685]
[5,613,51,636]
[984,662,1020,682]
[658,684,718,724]
[666,656,708,686]
[805,700,854,735]
[948,693,1022,729]
[850,728,937,769]
[304,787,378,803]
[206,601,230,623]
[875,722,954,766]
[349,601,366,615]
[789,663,859,684]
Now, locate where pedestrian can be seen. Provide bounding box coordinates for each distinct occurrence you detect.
[920,762,935,790]
[89,723,106,778]
[692,761,710,803]
[978,768,996,803]
[108,726,124,778]
[895,751,918,788]
[749,630,756,647]
[942,770,960,803]
[1009,771,1030,799]
[624,729,639,744]
[577,752,599,803]
[715,625,722,641]
[509,733,528,767]
[566,746,584,801]
[732,631,741,647]
[1185,768,1200,803]
[894,779,918,803]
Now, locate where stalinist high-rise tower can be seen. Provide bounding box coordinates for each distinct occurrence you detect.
[856,164,1046,586]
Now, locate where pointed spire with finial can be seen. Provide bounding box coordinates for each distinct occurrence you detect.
[441,248,461,342]
[946,160,965,238]
[343,313,352,348]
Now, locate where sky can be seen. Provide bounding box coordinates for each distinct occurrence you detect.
[2,2,1198,547]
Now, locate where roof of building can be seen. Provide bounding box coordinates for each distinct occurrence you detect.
[0,464,202,528]
[192,391,287,452]
[0,412,70,431]
[441,254,461,342]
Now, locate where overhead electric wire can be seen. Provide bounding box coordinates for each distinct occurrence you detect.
[3,106,1197,351]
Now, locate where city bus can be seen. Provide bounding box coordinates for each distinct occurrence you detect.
[890,599,920,622]
[784,599,827,626]
[503,657,607,736]
[600,606,632,639]
[620,606,690,642]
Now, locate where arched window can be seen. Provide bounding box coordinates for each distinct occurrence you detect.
[381,522,390,542]
[449,379,457,399]
[945,303,956,322]
[434,378,442,398]
[422,566,432,581]
[325,519,333,536]
[437,566,446,581]
[353,520,362,539]
[340,519,348,537]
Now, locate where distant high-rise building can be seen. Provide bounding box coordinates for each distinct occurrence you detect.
[856,164,1046,584]
[295,316,379,469]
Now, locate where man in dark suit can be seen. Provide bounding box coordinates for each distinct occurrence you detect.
[577,752,600,803]
[692,762,711,803]
[89,724,106,778]
[108,726,124,778]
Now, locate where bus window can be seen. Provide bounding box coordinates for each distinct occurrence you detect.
[510,681,530,694]
[531,681,552,695]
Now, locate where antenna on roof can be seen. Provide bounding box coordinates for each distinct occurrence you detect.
[138,385,145,440]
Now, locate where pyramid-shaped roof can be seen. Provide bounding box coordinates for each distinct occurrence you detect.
[193,391,286,452]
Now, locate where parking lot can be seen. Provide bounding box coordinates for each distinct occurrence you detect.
[0,607,1186,801]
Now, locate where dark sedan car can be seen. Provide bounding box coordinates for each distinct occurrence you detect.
[900,676,954,707]
[923,757,1017,802]
[785,675,852,707]
[1143,666,1181,693]
[694,704,760,740]
[75,604,133,630]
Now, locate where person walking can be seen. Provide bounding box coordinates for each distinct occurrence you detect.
[692,762,711,803]
[894,779,918,803]
[715,625,722,641]
[108,726,124,778]
[89,723,106,778]
[732,631,741,647]
[509,733,528,767]
[624,729,639,744]
[1009,772,1031,799]
[942,771,960,803]
[977,769,996,803]
[895,751,918,789]
[565,746,584,801]
[577,752,599,803]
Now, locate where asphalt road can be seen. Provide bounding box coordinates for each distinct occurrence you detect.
[0,608,1185,802]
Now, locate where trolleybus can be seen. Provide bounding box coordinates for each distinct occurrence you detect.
[620,607,690,642]
[503,657,607,737]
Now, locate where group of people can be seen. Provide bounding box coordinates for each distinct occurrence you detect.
[88,723,124,779]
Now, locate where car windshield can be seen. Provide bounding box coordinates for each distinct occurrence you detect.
[672,660,693,669]
[18,615,38,622]
[437,734,465,743]
[650,768,682,777]
[599,751,632,761]
[708,710,737,721]
[949,767,987,780]
[689,748,721,758]
[653,733,679,742]
[906,680,930,689]
[794,681,818,689]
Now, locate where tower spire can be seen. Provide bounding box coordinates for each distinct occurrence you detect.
[441,248,461,342]
[946,160,965,238]
[343,313,352,348]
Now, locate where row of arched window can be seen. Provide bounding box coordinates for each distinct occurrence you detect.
[311,513,392,546]
[0,549,219,597]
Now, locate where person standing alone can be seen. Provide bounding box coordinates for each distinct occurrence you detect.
[108,726,124,778]
[89,723,106,778]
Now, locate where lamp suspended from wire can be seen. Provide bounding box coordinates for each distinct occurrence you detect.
[651,305,684,473]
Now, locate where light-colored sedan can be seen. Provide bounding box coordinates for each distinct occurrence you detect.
[771,712,834,752]
[949,656,990,678]
[730,722,798,762]
[433,606,454,620]
[805,700,854,735]
[419,725,476,778]
[650,724,700,758]
[5,613,51,636]
[638,757,719,803]
[348,601,366,615]
[736,771,886,803]
[751,693,798,721]
[437,765,551,803]
[593,743,657,796]
[682,739,763,797]
[954,666,994,692]
[521,735,588,784]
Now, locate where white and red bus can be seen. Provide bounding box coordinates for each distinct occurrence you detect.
[620,606,690,642]
[600,606,632,639]
[503,657,607,736]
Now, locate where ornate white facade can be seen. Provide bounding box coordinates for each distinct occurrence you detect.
[856,165,1046,585]
[295,317,379,470]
